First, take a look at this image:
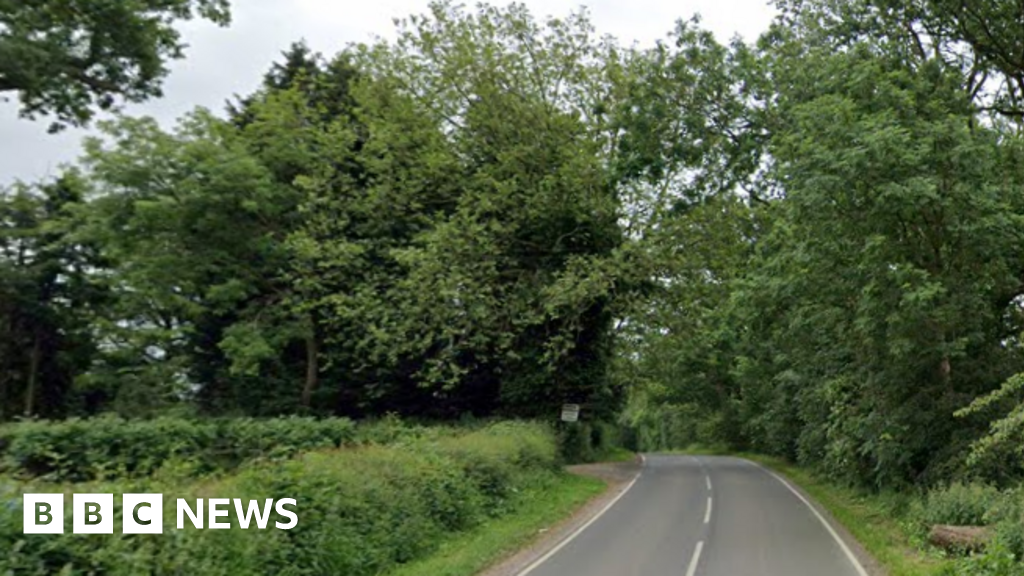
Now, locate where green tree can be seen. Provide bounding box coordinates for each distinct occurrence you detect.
[73,45,365,416]
[610,17,768,450]
[0,173,104,419]
[732,41,1024,486]
[289,1,639,418]
[0,0,230,130]
[77,111,304,415]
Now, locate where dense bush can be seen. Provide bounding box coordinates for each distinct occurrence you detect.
[0,421,560,576]
[556,420,626,464]
[0,416,357,481]
[558,422,596,463]
[910,483,1006,528]
[911,482,1024,571]
[949,541,1024,576]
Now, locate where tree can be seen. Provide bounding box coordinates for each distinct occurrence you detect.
[226,43,364,411]
[0,173,105,419]
[0,0,230,130]
[288,1,641,418]
[731,40,1024,486]
[72,44,366,416]
[608,17,769,450]
[771,0,1024,124]
[77,111,304,415]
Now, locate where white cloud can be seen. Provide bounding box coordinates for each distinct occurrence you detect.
[0,0,775,185]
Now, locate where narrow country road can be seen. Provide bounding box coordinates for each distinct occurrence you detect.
[520,455,868,576]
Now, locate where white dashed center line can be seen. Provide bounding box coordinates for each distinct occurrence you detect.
[685,541,704,576]
[704,497,712,524]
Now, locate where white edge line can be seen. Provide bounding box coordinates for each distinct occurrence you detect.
[704,497,712,524]
[514,454,646,576]
[753,462,870,576]
[685,540,704,576]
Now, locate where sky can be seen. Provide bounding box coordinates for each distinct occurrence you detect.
[0,0,776,185]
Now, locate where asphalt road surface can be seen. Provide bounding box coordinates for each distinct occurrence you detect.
[521,455,868,576]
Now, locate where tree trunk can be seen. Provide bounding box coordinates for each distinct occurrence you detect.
[0,329,8,421]
[928,525,990,552]
[300,320,319,408]
[939,355,951,383]
[0,366,7,422]
[24,333,42,417]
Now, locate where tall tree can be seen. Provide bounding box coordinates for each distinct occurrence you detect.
[289,1,640,418]
[77,111,305,415]
[732,40,1024,486]
[74,45,365,416]
[0,173,104,419]
[0,0,230,130]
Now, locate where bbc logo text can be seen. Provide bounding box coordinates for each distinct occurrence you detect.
[23,494,298,534]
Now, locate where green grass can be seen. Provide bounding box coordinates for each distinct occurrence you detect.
[592,446,637,463]
[387,472,607,576]
[672,447,952,576]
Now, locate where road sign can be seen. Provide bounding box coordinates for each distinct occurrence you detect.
[560,404,580,422]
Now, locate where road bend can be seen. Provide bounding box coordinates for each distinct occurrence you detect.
[521,455,867,576]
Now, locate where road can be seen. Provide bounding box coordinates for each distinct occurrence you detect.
[520,455,869,576]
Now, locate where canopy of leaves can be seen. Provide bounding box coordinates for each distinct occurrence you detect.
[0,0,230,130]
[6,0,1024,496]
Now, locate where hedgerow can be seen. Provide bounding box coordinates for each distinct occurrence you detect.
[0,415,359,481]
[0,421,560,576]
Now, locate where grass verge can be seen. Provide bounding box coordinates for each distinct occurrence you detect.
[719,450,951,576]
[387,472,607,576]
[592,446,637,463]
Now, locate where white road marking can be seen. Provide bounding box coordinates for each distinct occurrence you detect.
[752,462,870,576]
[706,475,712,491]
[514,455,646,576]
[685,540,704,576]
[704,497,712,524]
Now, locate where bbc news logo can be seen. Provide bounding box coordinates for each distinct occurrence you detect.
[23,494,298,534]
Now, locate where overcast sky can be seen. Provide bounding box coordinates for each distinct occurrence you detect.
[0,0,776,186]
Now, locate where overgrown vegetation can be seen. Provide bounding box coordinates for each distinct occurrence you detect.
[0,416,359,481]
[0,421,572,575]
[386,472,605,576]
[2,2,629,424]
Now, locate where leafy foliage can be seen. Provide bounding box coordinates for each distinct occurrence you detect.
[0,416,358,481]
[0,0,231,130]
[0,175,106,420]
[618,0,1024,496]
[0,421,559,576]
[910,483,1006,528]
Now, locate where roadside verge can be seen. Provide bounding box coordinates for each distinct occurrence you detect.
[477,456,644,576]
[388,456,643,576]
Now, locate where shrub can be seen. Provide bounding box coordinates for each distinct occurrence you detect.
[949,541,1024,576]
[0,421,560,576]
[988,488,1024,560]
[911,482,1006,528]
[0,416,357,482]
[912,482,1024,563]
[558,422,596,463]
[352,415,451,446]
[590,421,619,456]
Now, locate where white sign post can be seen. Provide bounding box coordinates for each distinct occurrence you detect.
[560,403,580,423]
